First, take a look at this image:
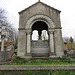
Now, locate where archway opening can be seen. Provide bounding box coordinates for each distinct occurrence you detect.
[32,21,48,40]
[32,30,38,40]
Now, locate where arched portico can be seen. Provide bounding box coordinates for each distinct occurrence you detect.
[31,21,49,57]
[32,21,48,40]
[25,15,55,57]
[25,15,55,29]
[18,2,64,58]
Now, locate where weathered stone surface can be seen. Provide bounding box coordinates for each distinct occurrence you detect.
[0,51,12,61]
[0,65,75,70]
[17,30,26,56]
[31,40,49,57]
[19,2,61,29]
[0,65,75,75]
[18,1,64,58]
[54,29,64,56]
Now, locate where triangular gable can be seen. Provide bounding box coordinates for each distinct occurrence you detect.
[19,1,61,14]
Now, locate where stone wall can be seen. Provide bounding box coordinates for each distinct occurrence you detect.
[0,65,75,75]
[0,51,12,61]
[0,65,75,70]
[0,70,75,75]
[31,40,49,57]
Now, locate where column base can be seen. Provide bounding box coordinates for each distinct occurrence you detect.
[50,52,55,55]
[49,55,59,58]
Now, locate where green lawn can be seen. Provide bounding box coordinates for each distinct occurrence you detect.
[24,70,75,75]
[3,56,75,65]
[1,56,75,75]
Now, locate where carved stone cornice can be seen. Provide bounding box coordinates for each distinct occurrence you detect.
[55,27,62,29]
[18,28,25,30]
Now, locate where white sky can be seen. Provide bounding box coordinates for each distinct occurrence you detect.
[0,0,75,38]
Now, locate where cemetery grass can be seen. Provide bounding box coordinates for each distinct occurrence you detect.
[3,56,75,65]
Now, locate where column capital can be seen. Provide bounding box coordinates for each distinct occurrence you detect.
[48,29,55,31]
[25,29,31,35]
[50,31,54,34]
[48,30,55,34]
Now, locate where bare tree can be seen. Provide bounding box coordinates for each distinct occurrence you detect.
[63,37,69,42]
[0,8,16,44]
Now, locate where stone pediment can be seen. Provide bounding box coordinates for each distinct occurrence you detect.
[19,2,61,14]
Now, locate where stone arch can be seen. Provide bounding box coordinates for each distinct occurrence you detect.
[32,21,48,40]
[25,15,55,29]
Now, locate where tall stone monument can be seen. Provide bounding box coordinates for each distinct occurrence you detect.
[1,29,6,51]
[18,1,64,58]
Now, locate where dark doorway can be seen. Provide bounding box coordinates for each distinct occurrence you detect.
[32,21,48,40]
[31,21,49,57]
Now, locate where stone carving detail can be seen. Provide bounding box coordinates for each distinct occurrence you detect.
[25,15,55,29]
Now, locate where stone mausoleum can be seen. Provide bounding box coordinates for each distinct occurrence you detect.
[18,1,64,58]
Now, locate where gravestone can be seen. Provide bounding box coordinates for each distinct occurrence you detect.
[0,51,12,61]
[18,1,64,58]
[0,29,13,62]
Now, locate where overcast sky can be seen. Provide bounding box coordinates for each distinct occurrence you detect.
[0,0,75,38]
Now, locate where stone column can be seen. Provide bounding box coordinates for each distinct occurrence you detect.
[1,36,5,51]
[26,30,31,54]
[18,30,26,57]
[54,29,64,57]
[49,31,55,55]
[1,29,6,51]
